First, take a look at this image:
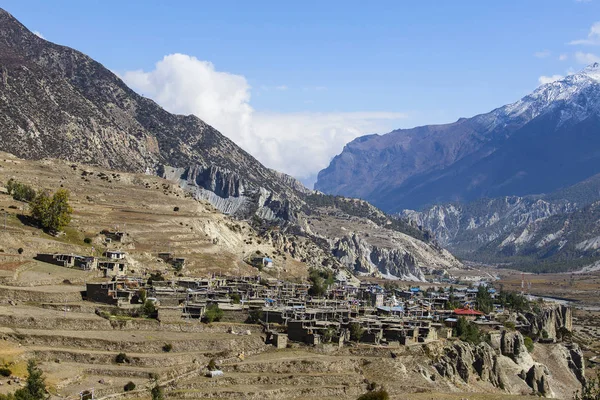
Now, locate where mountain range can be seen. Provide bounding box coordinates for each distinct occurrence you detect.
[316,64,600,271]
[0,8,460,280]
[316,64,600,212]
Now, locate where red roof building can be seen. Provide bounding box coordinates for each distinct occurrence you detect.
[453,308,484,316]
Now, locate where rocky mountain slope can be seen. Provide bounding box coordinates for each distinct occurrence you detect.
[0,8,460,280]
[316,64,600,213]
[403,174,600,272]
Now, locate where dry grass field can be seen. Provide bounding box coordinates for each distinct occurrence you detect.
[0,151,308,283]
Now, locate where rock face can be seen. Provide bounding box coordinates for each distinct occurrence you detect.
[401,174,600,271]
[527,304,573,341]
[433,329,583,398]
[316,64,600,213]
[0,8,462,280]
[434,341,506,388]
[499,331,532,365]
[401,196,576,251]
[525,364,552,397]
[331,234,424,280]
[566,343,586,385]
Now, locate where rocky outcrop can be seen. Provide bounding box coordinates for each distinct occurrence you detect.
[431,327,587,398]
[331,234,424,280]
[433,341,507,389]
[401,186,600,271]
[524,364,552,397]
[498,330,532,365]
[401,197,575,251]
[527,304,573,341]
[270,169,312,195]
[566,343,586,385]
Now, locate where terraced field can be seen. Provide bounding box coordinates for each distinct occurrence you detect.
[0,283,555,400]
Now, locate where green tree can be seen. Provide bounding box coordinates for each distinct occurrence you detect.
[138,288,147,303]
[45,189,72,232]
[349,322,364,342]
[204,304,224,323]
[30,191,51,226]
[6,179,36,202]
[30,189,73,233]
[3,360,49,400]
[476,285,493,314]
[455,317,483,344]
[308,269,334,297]
[141,300,157,317]
[230,293,241,304]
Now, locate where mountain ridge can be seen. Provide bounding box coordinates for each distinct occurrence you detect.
[0,7,461,280]
[316,64,600,212]
[402,172,600,272]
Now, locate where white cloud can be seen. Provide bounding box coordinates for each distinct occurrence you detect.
[32,31,45,39]
[559,54,568,61]
[534,50,551,58]
[575,51,600,64]
[538,75,564,85]
[121,54,407,181]
[569,21,600,45]
[275,85,288,91]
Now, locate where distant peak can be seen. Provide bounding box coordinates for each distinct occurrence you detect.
[579,62,600,81]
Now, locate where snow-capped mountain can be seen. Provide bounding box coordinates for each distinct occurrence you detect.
[486,62,600,127]
[316,64,600,213]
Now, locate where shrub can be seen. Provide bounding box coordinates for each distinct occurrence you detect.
[151,383,164,400]
[204,304,223,323]
[524,336,534,353]
[350,322,364,342]
[246,310,262,324]
[141,300,157,318]
[575,371,600,400]
[83,237,92,244]
[17,248,23,255]
[557,326,573,341]
[357,389,389,400]
[81,390,93,400]
[162,343,173,352]
[0,367,11,377]
[455,317,483,344]
[115,352,130,364]
[207,358,218,371]
[6,179,36,202]
[541,329,549,339]
[230,293,241,304]
[503,321,516,330]
[147,272,165,285]
[123,381,136,392]
[173,207,180,212]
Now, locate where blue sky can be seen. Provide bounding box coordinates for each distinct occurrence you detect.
[3,0,600,185]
